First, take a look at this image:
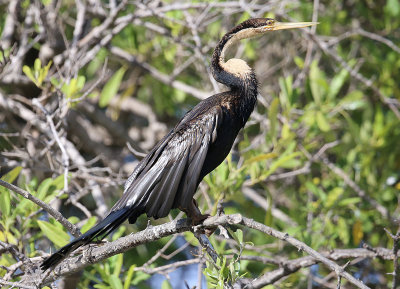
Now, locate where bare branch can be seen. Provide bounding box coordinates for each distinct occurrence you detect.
[33,214,382,289]
[0,180,80,238]
[110,46,210,100]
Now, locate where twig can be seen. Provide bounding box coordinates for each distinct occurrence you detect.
[293,0,319,88]
[310,34,400,119]
[68,58,108,103]
[32,98,70,194]
[126,141,147,159]
[0,241,30,265]
[240,217,370,289]
[0,179,80,238]
[241,186,297,226]
[143,235,178,267]
[320,156,388,218]
[110,46,210,100]
[0,0,20,49]
[384,228,400,289]
[136,258,202,275]
[194,232,219,263]
[236,247,398,288]
[0,279,36,289]
[327,28,400,54]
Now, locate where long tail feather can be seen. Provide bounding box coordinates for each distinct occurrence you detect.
[41,207,133,270]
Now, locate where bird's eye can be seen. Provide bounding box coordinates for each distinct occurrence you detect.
[267,20,275,25]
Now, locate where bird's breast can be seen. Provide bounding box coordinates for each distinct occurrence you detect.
[200,107,243,179]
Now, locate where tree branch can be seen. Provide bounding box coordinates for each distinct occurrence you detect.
[0,180,80,238]
[32,214,386,289]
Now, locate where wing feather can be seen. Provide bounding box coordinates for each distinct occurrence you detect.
[146,150,189,218]
[113,106,221,220]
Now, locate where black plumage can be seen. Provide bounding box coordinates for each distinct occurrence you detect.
[41,18,316,270]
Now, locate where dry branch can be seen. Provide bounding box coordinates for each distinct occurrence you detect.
[0,180,80,238]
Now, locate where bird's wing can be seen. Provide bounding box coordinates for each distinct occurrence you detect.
[112,106,221,220]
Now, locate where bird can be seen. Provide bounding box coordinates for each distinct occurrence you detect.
[41,18,317,270]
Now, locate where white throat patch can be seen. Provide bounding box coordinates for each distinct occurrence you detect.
[220,58,252,78]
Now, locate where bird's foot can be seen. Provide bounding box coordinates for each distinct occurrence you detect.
[179,199,212,226]
[191,212,210,225]
[188,200,217,236]
[188,199,211,225]
[191,213,216,236]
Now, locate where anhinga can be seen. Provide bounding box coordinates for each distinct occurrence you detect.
[41,18,317,270]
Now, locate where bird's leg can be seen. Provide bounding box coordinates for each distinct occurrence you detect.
[188,199,218,236]
[180,199,210,225]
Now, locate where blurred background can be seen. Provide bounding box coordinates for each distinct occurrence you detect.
[0,0,399,288]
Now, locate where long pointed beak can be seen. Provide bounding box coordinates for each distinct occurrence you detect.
[272,21,319,31]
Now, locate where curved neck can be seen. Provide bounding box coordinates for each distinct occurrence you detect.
[211,28,258,98]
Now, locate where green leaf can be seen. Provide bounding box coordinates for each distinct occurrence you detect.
[37,178,53,201]
[268,98,279,141]
[1,166,22,183]
[109,275,123,289]
[0,166,22,217]
[50,77,61,87]
[306,181,326,203]
[123,265,136,289]
[338,197,361,207]
[99,67,126,108]
[326,187,344,207]
[352,220,364,245]
[309,60,328,105]
[94,284,111,289]
[76,75,86,90]
[316,111,330,132]
[309,61,322,104]
[37,220,70,247]
[264,198,273,226]
[228,228,244,246]
[87,48,108,77]
[279,77,292,110]
[328,68,348,100]
[161,280,173,289]
[385,0,400,16]
[68,216,80,224]
[337,217,350,244]
[52,174,65,191]
[245,152,277,165]
[81,216,98,233]
[258,151,301,180]
[0,187,11,217]
[340,90,365,110]
[38,60,52,86]
[34,58,41,74]
[68,78,77,98]
[294,56,304,69]
[23,66,37,85]
[131,271,151,285]
[281,123,292,140]
[112,254,123,276]
[236,229,243,245]
[41,0,52,5]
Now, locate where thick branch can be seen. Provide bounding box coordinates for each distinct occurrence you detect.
[34,214,387,289]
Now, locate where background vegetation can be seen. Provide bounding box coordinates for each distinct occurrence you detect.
[0,0,399,288]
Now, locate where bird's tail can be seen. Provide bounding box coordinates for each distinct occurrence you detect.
[41,207,135,270]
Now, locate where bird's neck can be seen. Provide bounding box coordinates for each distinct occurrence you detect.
[211,32,258,106]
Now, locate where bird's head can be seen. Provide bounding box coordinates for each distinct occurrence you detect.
[213,18,318,89]
[230,18,318,41]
